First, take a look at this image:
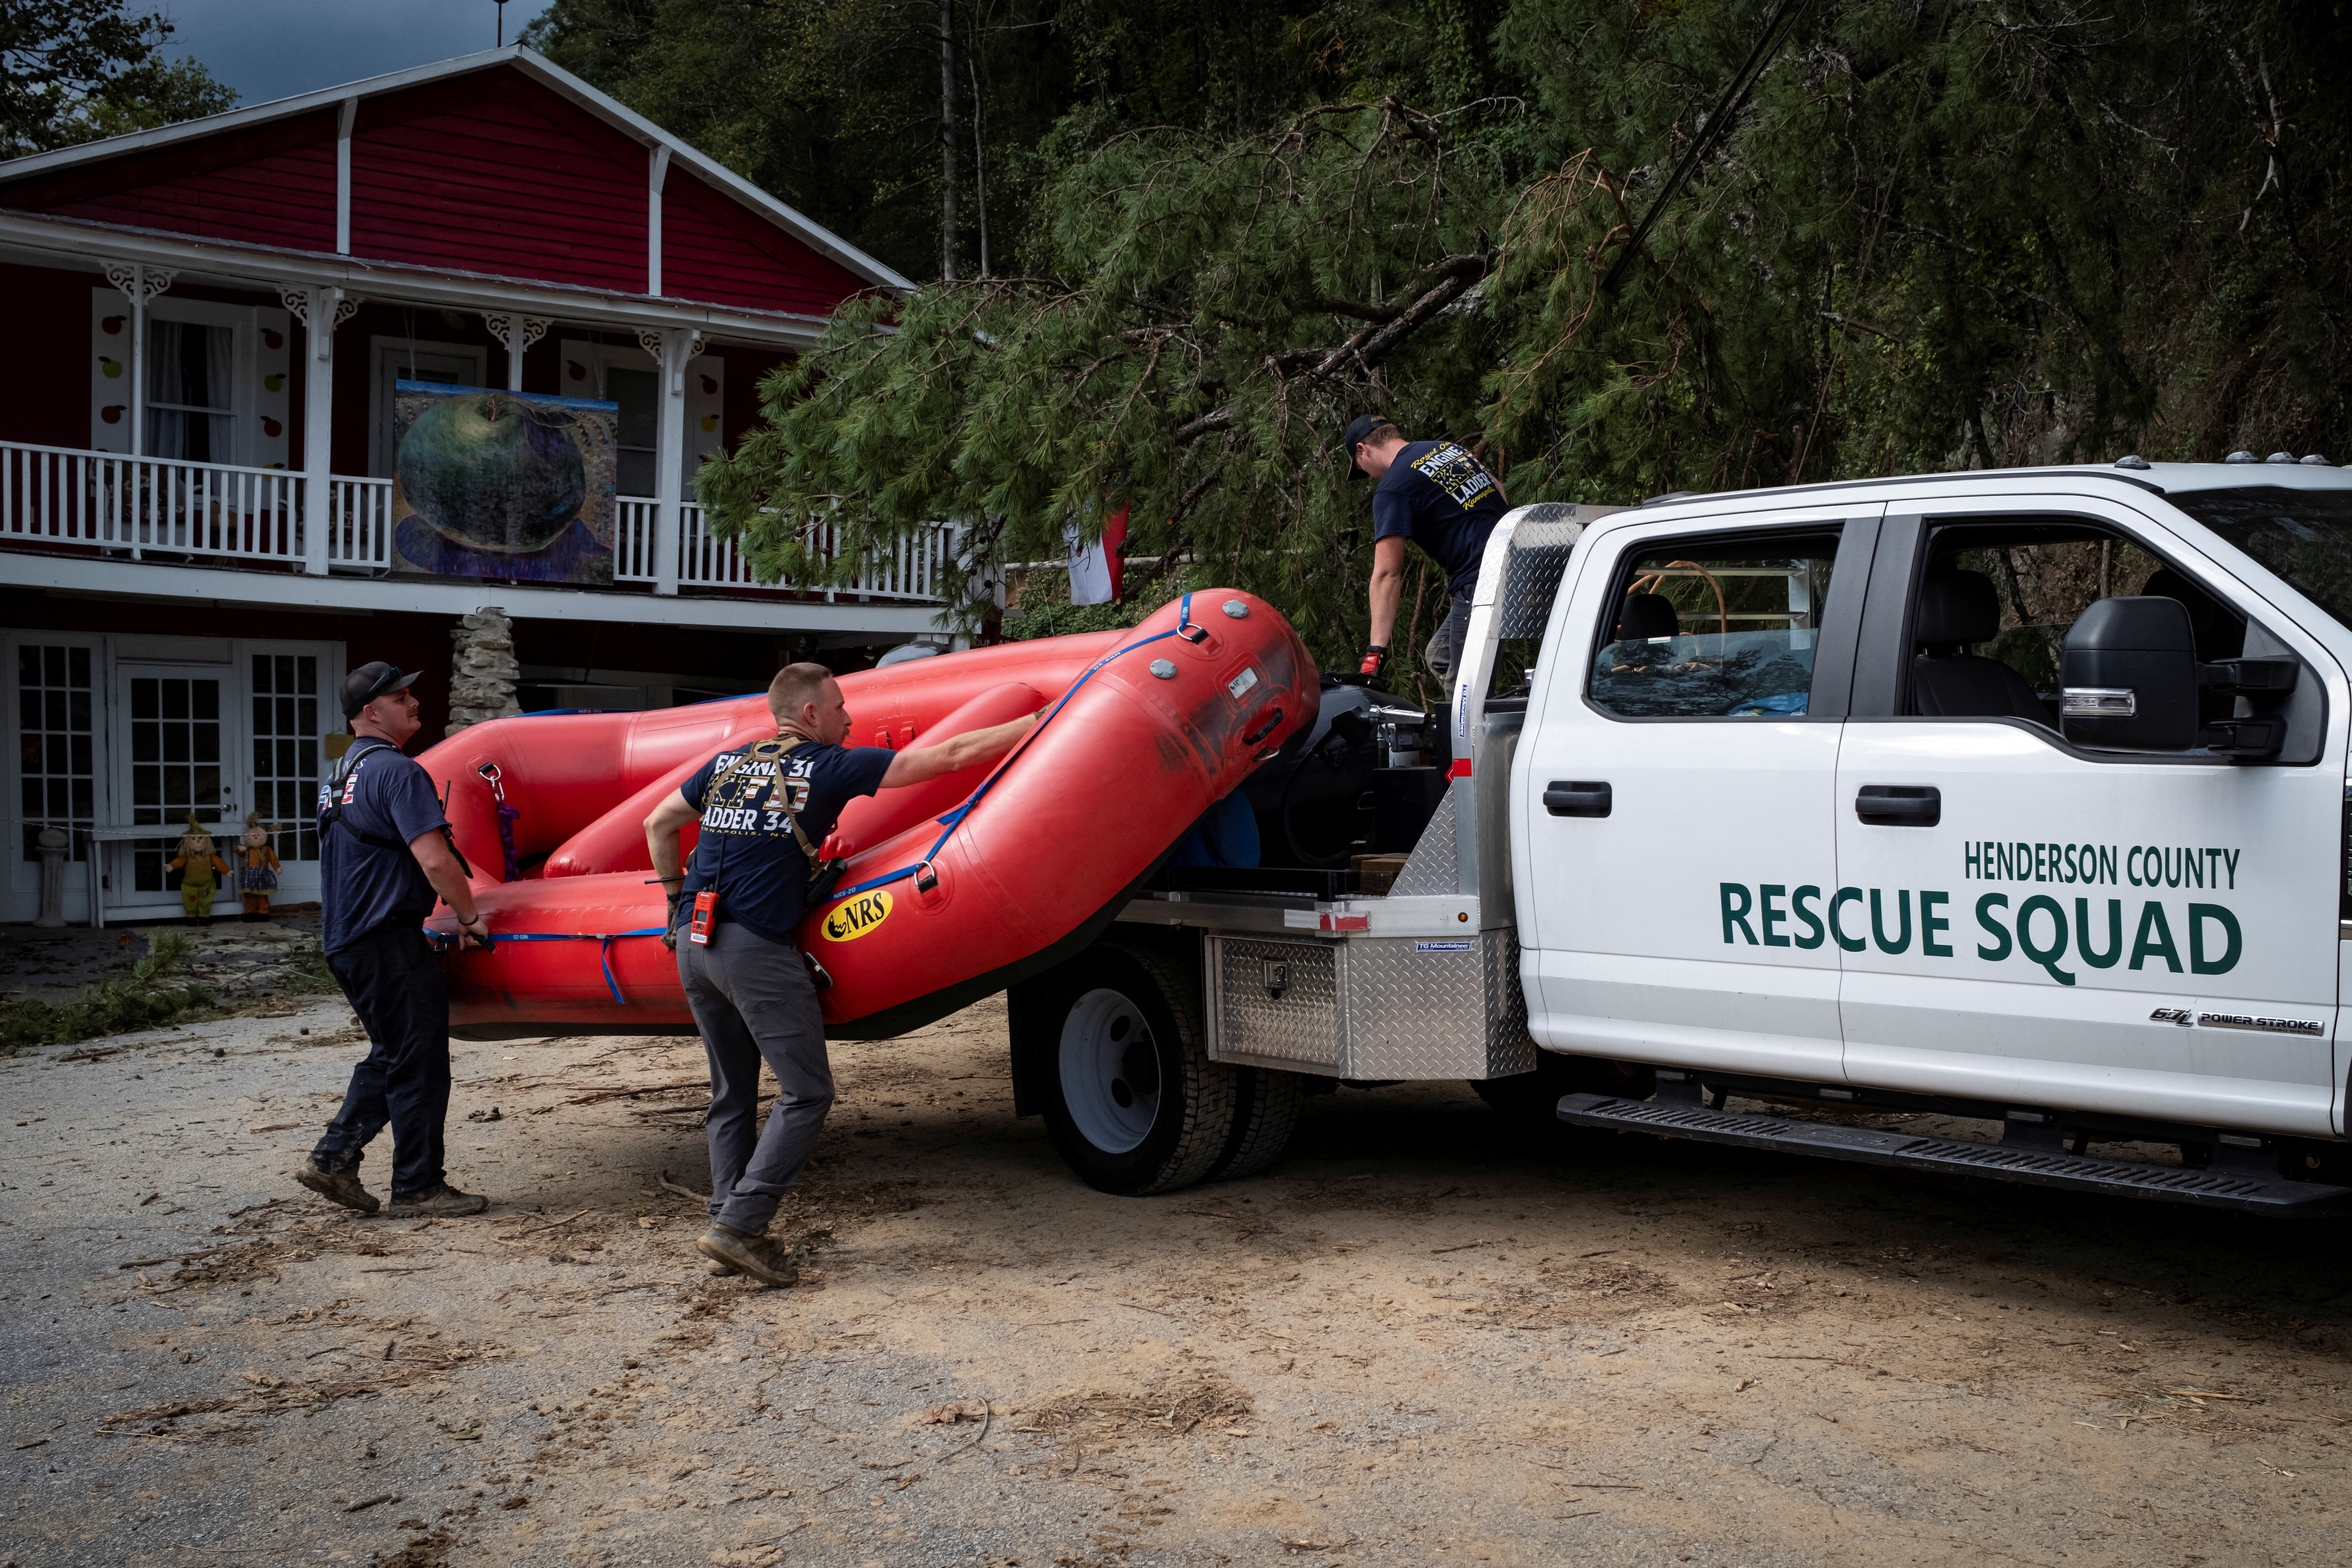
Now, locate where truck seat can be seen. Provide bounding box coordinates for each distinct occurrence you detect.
[1616,592,1679,642]
[1910,569,2050,725]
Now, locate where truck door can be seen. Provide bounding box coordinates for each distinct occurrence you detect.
[1834,494,2345,1135]
[1516,508,1879,1078]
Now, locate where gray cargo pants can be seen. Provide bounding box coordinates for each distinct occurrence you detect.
[676,920,833,1236]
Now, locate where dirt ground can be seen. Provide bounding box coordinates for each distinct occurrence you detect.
[5,984,2352,1568]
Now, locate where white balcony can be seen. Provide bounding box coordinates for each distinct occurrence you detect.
[2,440,957,605]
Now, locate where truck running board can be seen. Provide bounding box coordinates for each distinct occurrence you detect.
[1555,1092,2352,1217]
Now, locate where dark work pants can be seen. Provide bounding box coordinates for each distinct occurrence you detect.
[677,920,833,1235]
[312,922,450,1196]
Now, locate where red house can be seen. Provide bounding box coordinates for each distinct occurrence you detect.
[0,46,944,925]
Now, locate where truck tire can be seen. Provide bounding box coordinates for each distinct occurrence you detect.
[1021,940,1238,1195]
[1208,1067,1307,1182]
[1472,1050,1653,1126]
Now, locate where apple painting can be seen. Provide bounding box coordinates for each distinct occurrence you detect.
[263,373,285,393]
[262,418,283,437]
[398,391,587,555]
[263,329,284,350]
[98,356,122,379]
[100,405,124,424]
[101,315,123,335]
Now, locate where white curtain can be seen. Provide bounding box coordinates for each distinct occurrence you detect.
[145,321,235,461]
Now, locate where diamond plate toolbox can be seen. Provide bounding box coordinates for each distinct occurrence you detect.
[1210,936,1344,1069]
[1205,930,1536,1079]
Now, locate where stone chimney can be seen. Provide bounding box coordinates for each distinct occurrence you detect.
[447,606,521,734]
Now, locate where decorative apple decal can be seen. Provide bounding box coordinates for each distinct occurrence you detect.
[101,315,123,335]
[262,417,283,437]
[567,360,586,381]
[263,373,285,393]
[99,356,122,378]
[700,374,717,394]
[263,329,283,350]
[100,405,124,424]
[699,414,718,433]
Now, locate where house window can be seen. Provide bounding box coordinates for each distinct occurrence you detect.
[145,318,236,463]
[250,654,321,863]
[128,674,223,892]
[607,367,657,496]
[17,645,94,862]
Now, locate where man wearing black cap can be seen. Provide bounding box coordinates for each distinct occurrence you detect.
[1341,415,1509,688]
[292,661,492,1218]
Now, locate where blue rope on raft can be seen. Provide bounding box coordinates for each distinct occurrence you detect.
[424,927,667,1006]
[828,593,1200,904]
[418,594,1208,999]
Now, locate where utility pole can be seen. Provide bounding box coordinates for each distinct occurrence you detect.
[940,0,957,283]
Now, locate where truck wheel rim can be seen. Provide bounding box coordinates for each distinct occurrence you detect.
[1059,987,1160,1154]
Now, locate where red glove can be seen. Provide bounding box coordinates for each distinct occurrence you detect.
[1359,645,1388,677]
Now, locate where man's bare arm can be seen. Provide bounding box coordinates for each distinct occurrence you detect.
[1366,534,1410,649]
[880,713,1040,790]
[409,829,487,947]
[643,790,699,889]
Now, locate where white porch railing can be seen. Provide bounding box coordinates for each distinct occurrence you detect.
[0,441,956,604]
[1,441,303,565]
[612,502,958,601]
[327,476,394,569]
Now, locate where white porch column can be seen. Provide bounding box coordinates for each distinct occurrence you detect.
[282,285,357,576]
[639,325,699,597]
[103,263,174,457]
[483,313,550,391]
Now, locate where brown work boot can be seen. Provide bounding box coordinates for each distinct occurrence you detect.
[387,1183,488,1217]
[704,1255,739,1277]
[294,1158,380,1215]
[695,1224,797,1287]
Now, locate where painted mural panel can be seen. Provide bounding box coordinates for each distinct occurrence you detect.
[389,381,618,583]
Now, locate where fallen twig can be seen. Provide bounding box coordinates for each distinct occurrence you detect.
[945,1398,994,1462]
[1431,1240,1490,1254]
[656,1170,710,1203]
[497,1208,591,1241]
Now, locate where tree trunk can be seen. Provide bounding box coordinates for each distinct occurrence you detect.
[940,0,957,284]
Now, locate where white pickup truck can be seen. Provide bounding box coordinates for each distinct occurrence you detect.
[1007,457,2352,1217]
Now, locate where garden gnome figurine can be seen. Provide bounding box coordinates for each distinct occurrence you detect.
[237,812,282,922]
[166,811,230,925]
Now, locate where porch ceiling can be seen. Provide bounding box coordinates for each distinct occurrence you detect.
[0,209,834,351]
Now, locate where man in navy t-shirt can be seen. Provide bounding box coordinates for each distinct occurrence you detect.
[1342,414,1509,687]
[295,661,491,1219]
[642,661,1037,1286]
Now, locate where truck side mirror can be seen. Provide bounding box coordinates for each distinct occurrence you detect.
[2060,596,2199,751]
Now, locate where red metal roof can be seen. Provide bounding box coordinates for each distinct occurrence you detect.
[0,50,901,316]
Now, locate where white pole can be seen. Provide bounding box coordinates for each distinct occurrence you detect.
[650,327,686,595]
[301,285,338,576]
[128,265,145,459]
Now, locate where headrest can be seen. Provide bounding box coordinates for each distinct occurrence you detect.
[2140,568,2219,642]
[1915,569,1999,647]
[1616,592,1679,642]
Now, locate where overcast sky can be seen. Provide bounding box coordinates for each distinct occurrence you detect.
[159,0,558,108]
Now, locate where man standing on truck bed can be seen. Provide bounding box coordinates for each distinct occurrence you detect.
[1344,414,1509,687]
[642,662,1038,1288]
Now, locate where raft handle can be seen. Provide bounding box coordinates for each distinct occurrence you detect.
[1242,706,1284,747]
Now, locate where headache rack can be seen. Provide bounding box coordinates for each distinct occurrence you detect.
[1115,502,1616,1080]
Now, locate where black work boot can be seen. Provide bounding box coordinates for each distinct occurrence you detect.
[694,1224,797,1287]
[293,1156,380,1215]
[387,1183,488,1217]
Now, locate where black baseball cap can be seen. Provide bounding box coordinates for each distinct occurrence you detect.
[342,661,419,719]
[1340,414,1397,479]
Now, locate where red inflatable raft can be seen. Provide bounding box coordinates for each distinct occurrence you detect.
[411,592,1313,1040]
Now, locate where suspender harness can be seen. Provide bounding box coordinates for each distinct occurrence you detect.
[321,739,472,877]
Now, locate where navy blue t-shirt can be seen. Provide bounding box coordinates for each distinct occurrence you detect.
[317,740,448,954]
[680,738,895,944]
[1371,439,1508,596]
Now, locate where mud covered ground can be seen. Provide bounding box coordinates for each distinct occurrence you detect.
[4,991,2350,1567]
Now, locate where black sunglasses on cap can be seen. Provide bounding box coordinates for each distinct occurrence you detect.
[342,661,419,719]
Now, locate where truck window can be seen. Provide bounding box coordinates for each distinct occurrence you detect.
[2168,487,2352,638]
[1911,523,2244,724]
[1586,533,1841,718]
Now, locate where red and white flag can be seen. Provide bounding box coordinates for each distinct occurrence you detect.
[1064,504,1130,605]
